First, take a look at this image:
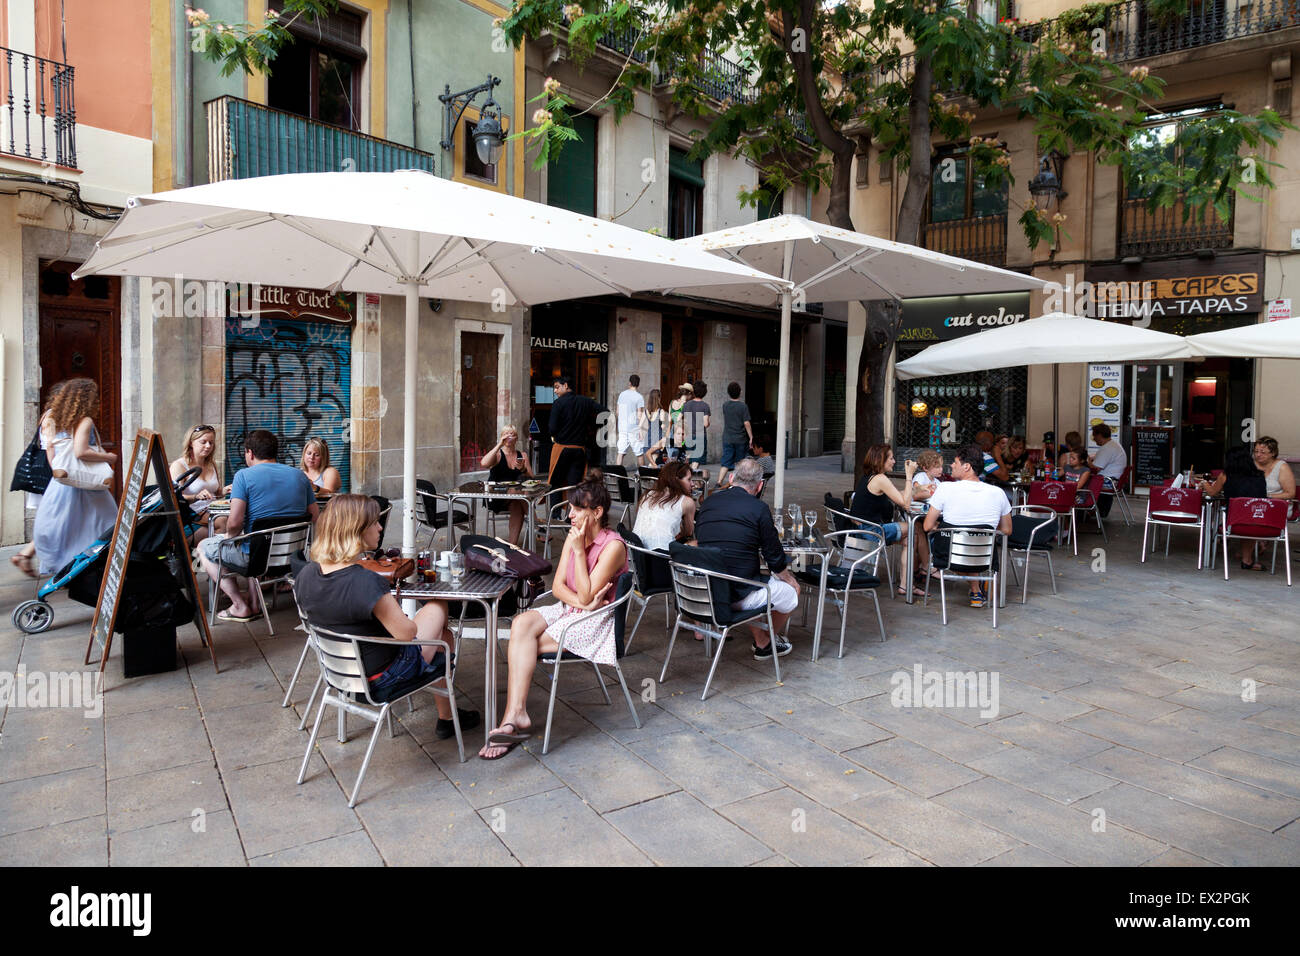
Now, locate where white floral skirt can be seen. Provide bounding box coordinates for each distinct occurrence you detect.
[534,601,617,665]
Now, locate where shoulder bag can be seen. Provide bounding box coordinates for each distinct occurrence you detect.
[9,428,53,495]
[50,435,114,491]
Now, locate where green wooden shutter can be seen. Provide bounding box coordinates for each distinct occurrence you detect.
[547,113,598,216]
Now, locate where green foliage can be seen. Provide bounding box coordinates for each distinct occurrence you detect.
[185,2,336,77]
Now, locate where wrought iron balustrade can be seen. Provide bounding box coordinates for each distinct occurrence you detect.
[0,45,76,168]
[1118,194,1235,256]
[923,214,1008,267]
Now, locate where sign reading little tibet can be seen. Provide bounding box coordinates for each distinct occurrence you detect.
[530,336,609,353]
[229,284,356,324]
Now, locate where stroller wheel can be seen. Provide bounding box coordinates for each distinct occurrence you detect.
[12,600,54,634]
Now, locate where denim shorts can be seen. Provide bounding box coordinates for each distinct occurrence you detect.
[200,536,249,574]
[880,522,902,544]
[721,442,750,469]
[370,644,447,695]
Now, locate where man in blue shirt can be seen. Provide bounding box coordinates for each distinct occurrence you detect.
[200,429,317,622]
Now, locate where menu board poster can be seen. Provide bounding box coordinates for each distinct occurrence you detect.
[1133,426,1175,487]
[1086,364,1124,455]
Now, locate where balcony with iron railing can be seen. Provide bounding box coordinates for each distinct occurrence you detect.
[1118,192,1235,256]
[1103,0,1300,61]
[206,95,435,181]
[0,45,77,169]
[923,214,1008,266]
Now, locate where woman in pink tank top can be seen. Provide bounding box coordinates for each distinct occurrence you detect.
[479,473,628,759]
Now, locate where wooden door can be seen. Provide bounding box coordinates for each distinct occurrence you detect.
[659,318,702,396]
[459,332,500,471]
[38,262,122,494]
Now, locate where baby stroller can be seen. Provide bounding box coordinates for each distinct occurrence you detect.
[11,467,203,635]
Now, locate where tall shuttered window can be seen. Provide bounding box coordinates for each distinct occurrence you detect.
[547,112,598,216]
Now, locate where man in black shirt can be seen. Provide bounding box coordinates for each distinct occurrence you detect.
[693,458,797,658]
[547,375,599,487]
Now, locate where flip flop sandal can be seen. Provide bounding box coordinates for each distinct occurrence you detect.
[486,723,531,746]
[217,610,259,623]
[479,740,521,760]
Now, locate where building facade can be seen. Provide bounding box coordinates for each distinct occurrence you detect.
[843,0,1300,483]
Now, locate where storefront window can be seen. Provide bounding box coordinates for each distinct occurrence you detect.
[894,343,1027,459]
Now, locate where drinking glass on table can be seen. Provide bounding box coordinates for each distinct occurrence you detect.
[804,509,817,538]
[448,552,465,586]
[774,512,784,540]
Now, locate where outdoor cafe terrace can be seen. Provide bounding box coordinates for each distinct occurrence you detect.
[1,455,1297,867]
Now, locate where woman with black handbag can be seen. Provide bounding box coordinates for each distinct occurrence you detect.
[8,383,63,577]
[32,379,118,576]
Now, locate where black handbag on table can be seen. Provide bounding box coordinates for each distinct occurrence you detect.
[10,428,53,495]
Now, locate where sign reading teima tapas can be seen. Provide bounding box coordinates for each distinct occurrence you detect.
[228,284,356,324]
[1087,254,1264,322]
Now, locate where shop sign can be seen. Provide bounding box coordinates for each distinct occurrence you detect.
[530,336,609,352]
[1086,364,1124,453]
[1268,298,1291,322]
[899,293,1031,343]
[1087,255,1263,323]
[228,284,355,324]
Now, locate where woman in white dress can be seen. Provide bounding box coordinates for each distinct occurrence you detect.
[33,378,119,575]
[170,424,231,545]
[632,459,696,550]
[9,383,63,577]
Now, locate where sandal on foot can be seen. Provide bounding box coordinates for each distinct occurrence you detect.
[478,740,521,760]
[217,609,259,623]
[487,722,531,746]
[1239,561,1264,571]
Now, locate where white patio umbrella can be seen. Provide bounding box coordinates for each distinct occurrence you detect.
[1186,315,1300,358]
[75,170,789,562]
[676,215,1046,507]
[894,312,1199,378]
[895,311,1200,450]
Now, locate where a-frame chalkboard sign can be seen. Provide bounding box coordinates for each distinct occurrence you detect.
[85,429,217,673]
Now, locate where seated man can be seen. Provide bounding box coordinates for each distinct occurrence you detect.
[923,443,1012,608]
[200,428,318,622]
[692,457,797,659]
[1088,423,1127,517]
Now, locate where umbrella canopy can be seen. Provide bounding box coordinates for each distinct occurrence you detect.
[76,170,788,303]
[1186,316,1300,359]
[675,215,1046,507]
[894,312,1198,379]
[75,170,790,563]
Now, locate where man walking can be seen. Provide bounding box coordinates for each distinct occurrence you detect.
[716,381,754,490]
[615,374,647,472]
[547,376,599,488]
[683,380,712,480]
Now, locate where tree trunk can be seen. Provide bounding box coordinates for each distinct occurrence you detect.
[851,53,933,481]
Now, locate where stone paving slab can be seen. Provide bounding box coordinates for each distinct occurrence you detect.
[4,454,1299,866]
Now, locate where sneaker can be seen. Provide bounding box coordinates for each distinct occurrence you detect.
[969,586,987,608]
[435,708,481,740]
[753,637,793,660]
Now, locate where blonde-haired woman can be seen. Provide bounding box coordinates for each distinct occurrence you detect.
[170,424,231,544]
[480,424,534,544]
[301,437,341,494]
[33,378,118,575]
[292,494,478,736]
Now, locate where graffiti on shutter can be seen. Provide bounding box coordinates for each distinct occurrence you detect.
[224,316,352,489]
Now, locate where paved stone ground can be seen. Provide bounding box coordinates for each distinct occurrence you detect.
[2,455,1298,866]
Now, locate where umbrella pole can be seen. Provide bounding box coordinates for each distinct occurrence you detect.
[402,270,419,616]
[1053,364,1059,466]
[774,242,794,512]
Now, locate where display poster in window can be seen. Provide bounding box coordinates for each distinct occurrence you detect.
[1086,364,1124,455]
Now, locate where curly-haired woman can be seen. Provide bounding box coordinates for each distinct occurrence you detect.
[33,378,118,575]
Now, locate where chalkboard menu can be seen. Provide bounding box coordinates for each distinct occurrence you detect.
[86,430,216,672]
[1134,426,1175,487]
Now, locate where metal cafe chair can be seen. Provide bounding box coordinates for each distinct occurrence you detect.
[602,466,639,525]
[534,484,577,561]
[1028,479,1078,554]
[535,572,640,754]
[414,478,472,549]
[1219,497,1292,586]
[663,561,779,701]
[923,526,1001,628]
[207,518,311,636]
[823,504,896,599]
[813,528,888,656]
[1102,465,1135,526]
[1006,504,1059,603]
[616,524,675,652]
[1141,486,1205,568]
[296,623,466,807]
[1072,473,1109,545]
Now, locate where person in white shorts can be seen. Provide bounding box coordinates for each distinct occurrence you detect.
[615,374,647,471]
